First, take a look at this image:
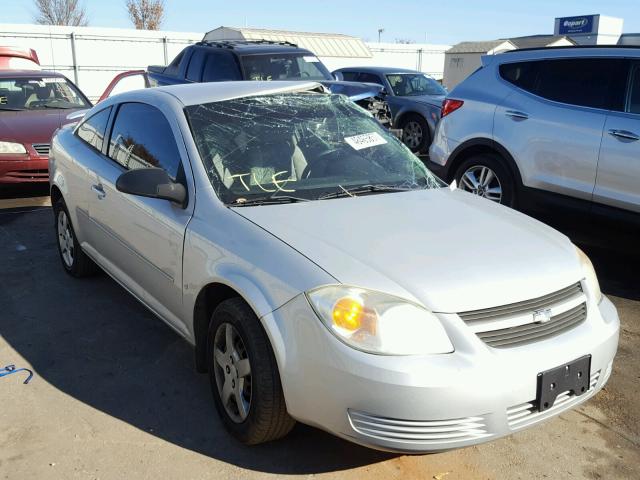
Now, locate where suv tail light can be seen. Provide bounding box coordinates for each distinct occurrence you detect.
[441,99,464,118]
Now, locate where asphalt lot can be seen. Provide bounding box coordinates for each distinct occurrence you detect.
[0,184,638,480]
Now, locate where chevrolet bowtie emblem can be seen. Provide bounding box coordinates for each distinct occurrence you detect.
[533,308,553,324]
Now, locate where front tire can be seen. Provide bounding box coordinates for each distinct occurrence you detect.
[207,298,295,445]
[53,198,98,277]
[454,154,516,207]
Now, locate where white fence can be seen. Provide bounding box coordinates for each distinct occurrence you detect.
[0,24,449,102]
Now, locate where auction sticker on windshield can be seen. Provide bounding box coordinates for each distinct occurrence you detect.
[345,132,388,151]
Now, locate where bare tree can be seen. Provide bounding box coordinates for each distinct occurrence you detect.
[126,0,165,30]
[33,0,89,26]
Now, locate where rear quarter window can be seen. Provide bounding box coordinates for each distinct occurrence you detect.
[500,58,628,111]
[75,107,112,152]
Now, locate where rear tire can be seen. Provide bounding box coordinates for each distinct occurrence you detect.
[53,198,99,277]
[207,298,295,445]
[454,154,516,207]
[400,113,430,153]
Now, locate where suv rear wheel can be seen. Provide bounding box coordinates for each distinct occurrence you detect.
[455,154,516,207]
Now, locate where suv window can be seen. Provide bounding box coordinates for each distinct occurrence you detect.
[500,58,628,111]
[186,48,206,82]
[76,107,111,151]
[202,51,241,81]
[108,103,181,179]
[628,64,640,114]
[340,71,359,81]
[357,73,383,85]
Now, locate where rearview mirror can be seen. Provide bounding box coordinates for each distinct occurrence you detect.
[116,167,187,208]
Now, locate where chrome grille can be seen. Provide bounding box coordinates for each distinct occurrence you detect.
[32,143,50,156]
[349,410,490,444]
[507,370,600,429]
[460,282,583,324]
[477,302,587,348]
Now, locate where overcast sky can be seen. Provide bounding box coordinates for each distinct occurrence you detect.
[3,0,640,45]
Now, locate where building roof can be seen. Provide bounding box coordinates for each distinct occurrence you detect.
[618,33,640,46]
[507,35,575,48]
[203,26,372,58]
[446,40,514,54]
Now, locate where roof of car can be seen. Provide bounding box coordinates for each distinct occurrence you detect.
[0,69,65,78]
[153,80,324,106]
[195,40,313,56]
[335,66,422,75]
[493,45,640,63]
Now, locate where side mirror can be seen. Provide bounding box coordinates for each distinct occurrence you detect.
[116,167,187,207]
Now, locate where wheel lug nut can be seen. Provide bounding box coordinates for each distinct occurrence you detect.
[232,380,236,388]
[225,366,230,374]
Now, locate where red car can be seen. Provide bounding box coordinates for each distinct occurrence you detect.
[0,70,91,183]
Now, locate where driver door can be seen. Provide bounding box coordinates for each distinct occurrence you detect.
[86,101,193,335]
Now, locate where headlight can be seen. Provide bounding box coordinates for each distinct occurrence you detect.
[306,285,454,355]
[0,141,27,154]
[576,247,602,304]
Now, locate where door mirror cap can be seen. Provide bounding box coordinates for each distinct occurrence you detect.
[116,167,187,208]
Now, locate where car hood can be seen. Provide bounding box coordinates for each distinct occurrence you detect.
[0,109,81,143]
[320,80,384,101]
[233,188,583,313]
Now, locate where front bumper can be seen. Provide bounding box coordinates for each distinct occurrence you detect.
[0,154,49,183]
[263,294,619,453]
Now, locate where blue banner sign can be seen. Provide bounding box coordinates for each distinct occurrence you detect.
[558,15,595,35]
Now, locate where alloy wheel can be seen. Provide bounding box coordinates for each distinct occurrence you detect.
[213,322,252,423]
[57,210,74,268]
[402,121,423,150]
[459,165,503,203]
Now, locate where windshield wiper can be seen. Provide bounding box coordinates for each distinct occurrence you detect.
[41,104,76,109]
[230,194,311,207]
[0,106,25,111]
[318,184,415,200]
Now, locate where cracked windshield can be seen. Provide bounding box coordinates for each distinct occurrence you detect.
[185,93,442,205]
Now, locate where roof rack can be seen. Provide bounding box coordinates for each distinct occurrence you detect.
[196,39,299,49]
[505,44,640,53]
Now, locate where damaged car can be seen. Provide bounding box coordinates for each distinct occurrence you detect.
[50,81,618,453]
[145,39,391,126]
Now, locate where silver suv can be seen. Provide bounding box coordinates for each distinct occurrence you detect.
[429,47,640,219]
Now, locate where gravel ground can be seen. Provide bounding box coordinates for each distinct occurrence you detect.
[0,192,638,480]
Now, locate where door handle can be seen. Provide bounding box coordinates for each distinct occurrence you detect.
[505,110,529,120]
[91,184,106,199]
[608,129,640,141]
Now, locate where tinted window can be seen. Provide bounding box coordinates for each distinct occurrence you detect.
[241,54,332,81]
[202,52,241,81]
[628,65,640,114]
[339,71,359,81]
[186,48,206,81]
[108,103,181,178]
[500,58,628,110]
[357,73,383,85]
[76,107,111,151]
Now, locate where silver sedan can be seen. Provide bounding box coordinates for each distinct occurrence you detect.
[49,81,619,453]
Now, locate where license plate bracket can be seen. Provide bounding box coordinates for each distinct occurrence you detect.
[537,355,591,412]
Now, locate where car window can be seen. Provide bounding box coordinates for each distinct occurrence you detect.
[501,58,628,111]
[0,76,90,110]
[240,54,332,81]
[185,93,441,204]
[357,73,383,85]
[385,74,446,96]
[108,102,181,179]
[339,71,359,81]
[202,52,242,81]
[627,65,640,114]
[186,48,206,82]
[76,107,111,151]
